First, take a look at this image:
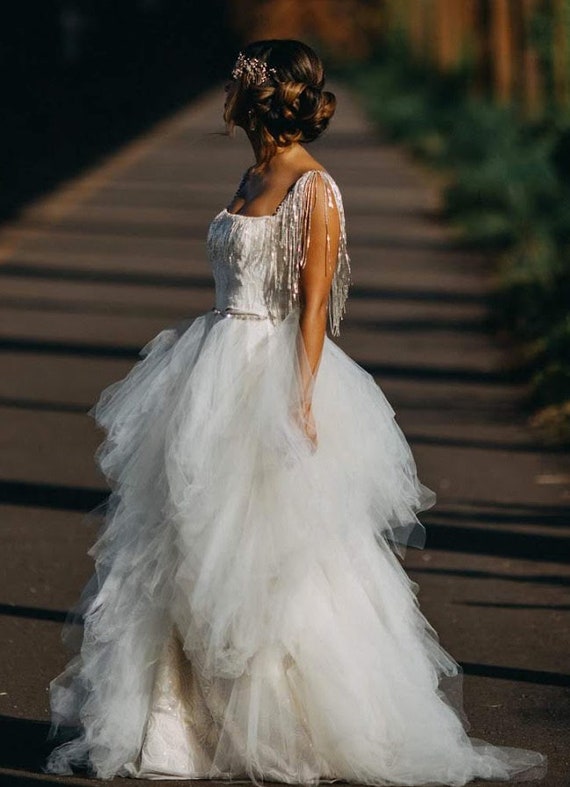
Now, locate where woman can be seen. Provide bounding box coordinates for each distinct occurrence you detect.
[45,40,546,785]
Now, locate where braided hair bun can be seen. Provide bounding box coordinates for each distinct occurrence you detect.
[225,40,336,164]
[260,80,336,145]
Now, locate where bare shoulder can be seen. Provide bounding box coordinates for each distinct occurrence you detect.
[292,155,328,180]
[294,167,343,215]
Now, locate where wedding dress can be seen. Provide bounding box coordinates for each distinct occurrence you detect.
[45,169,546,785]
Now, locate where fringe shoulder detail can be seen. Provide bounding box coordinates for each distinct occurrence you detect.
[271,169,352,337]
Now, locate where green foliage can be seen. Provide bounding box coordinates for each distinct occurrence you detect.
[444,119,559,248]
[496,237,568,335]
[532,357,570,407]
[341,31,570,444]
[347,37,471,162]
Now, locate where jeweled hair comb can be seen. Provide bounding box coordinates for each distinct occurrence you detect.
[231,53,277,86]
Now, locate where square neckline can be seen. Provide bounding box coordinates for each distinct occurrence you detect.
[223,168,329,220]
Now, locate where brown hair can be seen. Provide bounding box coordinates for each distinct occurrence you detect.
[224,40,336,172]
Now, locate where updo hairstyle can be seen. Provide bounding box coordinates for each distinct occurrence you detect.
[224,39,336,171]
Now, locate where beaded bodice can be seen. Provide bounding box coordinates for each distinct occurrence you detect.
[207,209,278,319]
[206,170,351,336]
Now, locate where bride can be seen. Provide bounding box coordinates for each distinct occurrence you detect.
[45,39,546,785]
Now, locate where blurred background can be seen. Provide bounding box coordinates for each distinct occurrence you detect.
[1,0,235,222]
[1,4,569,784]
[2,0,570,440]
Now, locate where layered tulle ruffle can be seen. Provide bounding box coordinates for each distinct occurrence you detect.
[45,309,546,785]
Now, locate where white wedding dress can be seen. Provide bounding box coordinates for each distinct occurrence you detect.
[45,170,546,785]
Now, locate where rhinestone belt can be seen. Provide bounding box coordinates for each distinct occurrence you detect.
[211,307,270,320]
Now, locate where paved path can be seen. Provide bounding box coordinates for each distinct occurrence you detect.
[0,85,569,786]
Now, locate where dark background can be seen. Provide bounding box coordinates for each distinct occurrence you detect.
[1,1,237,222]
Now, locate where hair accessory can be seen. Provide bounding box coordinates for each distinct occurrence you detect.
[231,53,277,86]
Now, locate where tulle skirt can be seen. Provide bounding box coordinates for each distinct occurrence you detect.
[45,308,546,785]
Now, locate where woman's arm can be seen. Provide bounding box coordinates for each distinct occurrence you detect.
[296,174,341,447]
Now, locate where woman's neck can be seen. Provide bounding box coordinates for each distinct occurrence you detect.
[247,136,305,171]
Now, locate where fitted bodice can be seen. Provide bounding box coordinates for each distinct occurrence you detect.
[207,210,279,318]
[206,170,352,336]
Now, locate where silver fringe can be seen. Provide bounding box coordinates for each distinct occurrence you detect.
[267,170,352,337]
